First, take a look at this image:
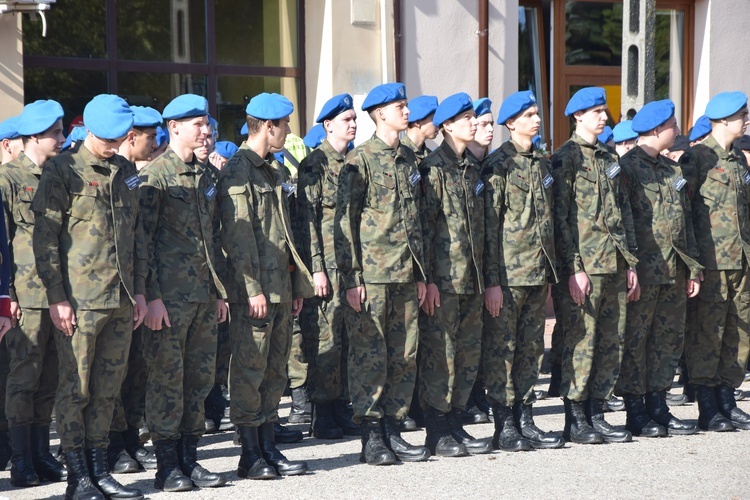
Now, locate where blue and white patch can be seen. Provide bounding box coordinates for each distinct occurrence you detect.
[542,173,554,189]
[474,180,485,196]
[606,162,621,179]
[673,176,687,191]
[124,174,142,190]
[204,184,217,201]
[743,171,750,185]
[409,169,422,186]
[282,182,297,197]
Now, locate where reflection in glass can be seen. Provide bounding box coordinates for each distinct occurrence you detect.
[24,68,108,127]
[565,1,623,66]
[518,6,547,145]
[23,0,107,59]
[655,9,684,126]
[119,73,208,113]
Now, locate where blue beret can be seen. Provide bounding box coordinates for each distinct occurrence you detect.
[17,100,64,136]
[273,151,285,164]
[631,99,675,133]
[597,126,614,144]
[83,94,134,140]
[155,126,169,146]
[163,94,208,120]
[689,115,711,142]
[303,123,326,149]
[131,106,162,128]
[497,90,537,125]
[208,116,218,137]
[705,91,748,120]
[407,95,438,123]
[240,122,248,135]
[61,125,87,151]
[215,141,238,159]
[246,93,294,120]
[316,93,354,123]
[473,98,492,118]
[564,87,607,116]
[612,120,638,143]
[0,116,20,141]
[362,83,407,112]
[532,135,542,149]
[433,92,473,127]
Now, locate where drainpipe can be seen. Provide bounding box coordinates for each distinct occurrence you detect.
[478,0,489,97]
[394,0,402,82]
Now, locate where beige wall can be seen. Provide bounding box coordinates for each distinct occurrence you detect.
[0,14,24,120]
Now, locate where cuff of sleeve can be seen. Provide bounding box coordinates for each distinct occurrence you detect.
[484,273,501,289]
[9,287,17,303]
[46,285,68,306]
[311,258,325,274]
[0,297,10,318]
[134,279,146,297]
[245,281,264,299]
[689,268,702,280]
[145,285,162,303]
[345,272,364,289]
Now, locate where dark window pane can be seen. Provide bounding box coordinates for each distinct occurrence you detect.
[518,6,547,144]
[654,9,684,125]
[117,0,206,63]
[215,0,298,67]
[119,73,208,112]
[23,0,107,59]
[24,67,108,129]
[565,1,623,66]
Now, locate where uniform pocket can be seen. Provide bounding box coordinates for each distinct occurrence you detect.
[68,185,98,221]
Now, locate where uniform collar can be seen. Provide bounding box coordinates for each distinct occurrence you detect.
[320,139,345,163]
[78,144,119,171]
[632,145,659,165]
[703,134,741,162]
[571,132,607,153]
[15,152,44,177]
[238,142,269,168]
[437,139,470,166]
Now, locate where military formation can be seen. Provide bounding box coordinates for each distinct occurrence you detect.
[0,81,748,499]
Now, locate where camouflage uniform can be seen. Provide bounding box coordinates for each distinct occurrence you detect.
[336,135,426,422]
[218,144,313,427]
[551,133,638,402]
[111,326,147,432]
[616,146,702,396]
[482,140,557,406]
[681,135,750,388]
[401,135,431,163]
[139,147,227,442]
[0,153,58,429]
[418,141,484,413]
[32,145,147,450]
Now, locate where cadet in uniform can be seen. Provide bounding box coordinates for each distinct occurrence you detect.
[419,92,490,457]
[139,95,228,492]
[482,91,564,451]
[402,95,439,162]
[467,98,494,162]
[616,99,700,437]
[218,93,313,479]
[336,82,429,465]
[2,100,67,488]
[681,91,750,431]
[613,120,638,158]
[33,94,147,500]
[551,87,639,445]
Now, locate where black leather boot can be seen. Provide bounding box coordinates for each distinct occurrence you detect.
[273,422,303,444]
[446,408,492,454]
[423,408,468,457]
[258,422,308,475]
[9,425,40,487]
[331,400,361,436]
[695,385,734,432]
[490,404,532,451]
[288,386,312,424]
[310,402,344,440]
[562,398,604,444]
[107,431,139,474]
[153,439,193,492]
[86,448,143,498]
[547,363,562,398]
[64,449,104,500]
[177,435,227,487]
[623,394,667,437]
[30,425,67,481]
[122,427,156,470]
[237,426,277,479]
[605,396,625,412]
[587,399,632,443]
[645,391,697,435]
[513,402,565,449]
[0,429,11,471]
[399,416,419,432]
[715,385,750,430]
[383,416,430,462]
[461,382,490,425]
[359,418,397,465]
[666,391,689,406]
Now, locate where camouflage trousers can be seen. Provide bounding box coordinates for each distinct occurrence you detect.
[483,285,547,407]
[111,325,147,432]
[229,302,292,427]
[215,319,231,387]
[348,283,418,422]
[548,280,568,367]
[55,300,133,450]
[685,267,750,388]
[617,278,686,396]
[419,292,482,413]
[287,317,307,390]
[561,265,626,402]
[298,270,352,404]
[5,308,59,428]
[144,301,217,441]
[0,337,8,433]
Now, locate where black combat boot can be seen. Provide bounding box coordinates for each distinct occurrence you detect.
[695,386,734,432]
[547,363,562,398]
[715,385,750,430]
[665,391,689,406]
[30,425,67,481]
[64,448,104,500]
[423,408,468,457]
[273,422,303,444]
[490,404,532,452]
[360,418,397,465]
[310,402,344,440]
[288,386,312,424]
[9,425,40,487]
[644,391,697,435]
[331,399,361,436]
[153,439,193,492]
[0,429,11,471]
[605,396,625,412]
[586,399,632,443]
[461,382,490,425]
[85,448,143,498]
[107,431,139,474]
[122,426,156,470]
[446,408,492,454]
[204,384,233,433]
[176,435,227,487]
[258,422,308,475]
[383,416,430,462]
[237,426,277,479]
[513,402,565,449]
[562,398,604,444]
[623,394,667,437]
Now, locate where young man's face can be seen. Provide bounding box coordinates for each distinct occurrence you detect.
[445,110,478,144]
[131,127,158,162]
[473,113,494,148]
[36,119,65,160]
[172,115,210,150]
[508,105,541,141]
[656,116,681,150]
[327,109,357,143]
[419,115,439,141]
[576,105,609,136]
[724,106,750,141]
[268,116,291,151]
[87,134,127,159]
[195,133,215,163]
[380,99,410,132]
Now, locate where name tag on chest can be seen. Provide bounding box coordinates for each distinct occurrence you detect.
[474,180,485,196]
[673,176,687,191]
[124,175,142,190]
[282,182,297,197]
[606,162,621,179]
[204,184,217,201]
[409,169,422,186]
[542,173,554,189]
[743,171,750,185]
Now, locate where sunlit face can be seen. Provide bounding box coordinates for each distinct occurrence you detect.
[86,133,127,159]
[269,116,291,151]
[326,109,357,143]
[444,110,477,143]
[724,106,749,141]
[131,127,158,162]
[420,115,439,140]
[507,105,541,140]
[35,119,65,160]
[195,132,215,163]
[576,105,609,136]
[655,116,681,150]
[379,100,410,132]
[171,115,209,150]
[473,113,494,147]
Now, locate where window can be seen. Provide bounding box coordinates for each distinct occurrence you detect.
[519,1,550,145]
